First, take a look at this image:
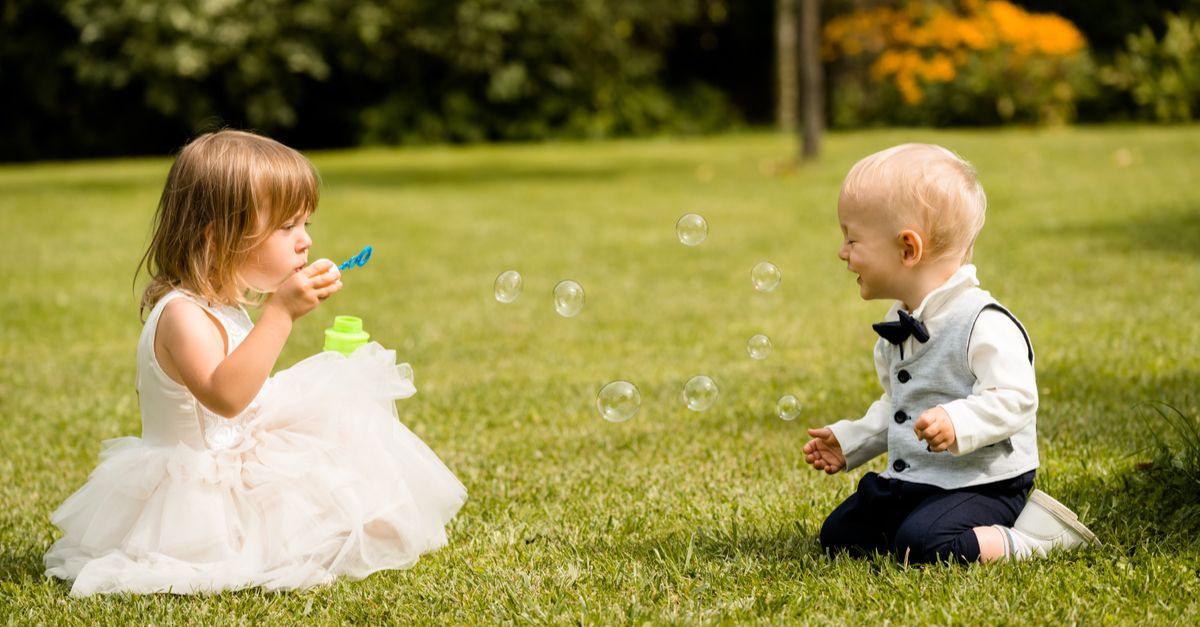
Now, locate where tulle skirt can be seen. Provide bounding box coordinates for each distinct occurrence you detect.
[44,343,467,596]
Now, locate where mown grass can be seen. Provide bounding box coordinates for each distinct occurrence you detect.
[1,126,1198,624]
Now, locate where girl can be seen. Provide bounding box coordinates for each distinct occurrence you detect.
[44,130,467,596]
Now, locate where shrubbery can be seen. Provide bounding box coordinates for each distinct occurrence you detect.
[1100,13,1200,122]
[57,0,738,148]
[3,0,1200,161]
[823,0,1096,126]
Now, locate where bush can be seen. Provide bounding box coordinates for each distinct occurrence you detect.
[59,0,738,148]
[1100,12,1200,122]
[823,0,1096,126]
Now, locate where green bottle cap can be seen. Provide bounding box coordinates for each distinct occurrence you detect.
[324,315,370,356]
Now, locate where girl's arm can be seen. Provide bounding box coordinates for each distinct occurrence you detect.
[157,260,341,418]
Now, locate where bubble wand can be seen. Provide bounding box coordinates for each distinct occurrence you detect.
[338,245,373,271]
[323,245,374,356]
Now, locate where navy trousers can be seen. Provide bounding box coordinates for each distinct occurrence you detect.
[819,470,1035,564]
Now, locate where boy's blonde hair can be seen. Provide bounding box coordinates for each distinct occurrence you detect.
[137,130,319,318]
[839,143,987,263]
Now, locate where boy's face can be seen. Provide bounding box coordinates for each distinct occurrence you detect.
[837,199,905,302]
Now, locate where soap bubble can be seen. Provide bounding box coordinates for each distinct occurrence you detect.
[777,395,802,421]
[676,213,708,246]
[553,280,585,317]
[494,270,522,303]
[751,261,781,292]
[747,334,772,360]
[597,381,641,423]
[683,375,719,412]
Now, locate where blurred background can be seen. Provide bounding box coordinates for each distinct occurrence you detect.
[2,0,1198,162]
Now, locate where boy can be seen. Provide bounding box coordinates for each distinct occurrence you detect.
[803,144,1098,564]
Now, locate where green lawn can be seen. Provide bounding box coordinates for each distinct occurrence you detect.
[2,127,1199,623]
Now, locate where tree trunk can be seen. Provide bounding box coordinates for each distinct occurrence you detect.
[799,0,824,160]
[776,0,799,132]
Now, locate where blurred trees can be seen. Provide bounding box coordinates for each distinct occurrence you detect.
[2,0,737,160]
[798,0,823,159]
[1,0,1199,161]
[63,0,743,143]
[1100,13,1200,122]
[820,0,1200,127]
[776,0,799,132]
[823,1,1095,126]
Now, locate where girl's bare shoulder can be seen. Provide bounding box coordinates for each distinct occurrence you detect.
[155,298,229,380]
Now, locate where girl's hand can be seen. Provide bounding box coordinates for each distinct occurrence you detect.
[803,427,846,474]
[267,259,342,321]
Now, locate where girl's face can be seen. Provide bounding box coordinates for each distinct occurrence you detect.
[241,208,313,292]
[836,199,905,302]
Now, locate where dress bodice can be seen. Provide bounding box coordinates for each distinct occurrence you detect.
[136,290,257,448]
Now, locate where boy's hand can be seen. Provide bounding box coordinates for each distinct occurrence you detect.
[267,259,342,321]
[803,427,846,474]
[913,407,956,452]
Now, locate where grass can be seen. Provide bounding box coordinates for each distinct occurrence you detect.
[1,126,1199,623]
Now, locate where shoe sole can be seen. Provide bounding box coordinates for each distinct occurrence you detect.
[1029,489,1101,547]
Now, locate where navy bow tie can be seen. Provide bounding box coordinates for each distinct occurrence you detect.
[873,310,929,358]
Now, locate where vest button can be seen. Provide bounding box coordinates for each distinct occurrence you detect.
[897,370,911,383]
[892,459,908,472]
[894,410,908,424]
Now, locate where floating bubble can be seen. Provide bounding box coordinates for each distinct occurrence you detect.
[494,270,523,303]
[597,380,641,423]
[553,280,585,317]
[683,375,719,412]
[676,213,708,246]
[747,334,772,360]
[777,395,802,421]
[751,261,781,292]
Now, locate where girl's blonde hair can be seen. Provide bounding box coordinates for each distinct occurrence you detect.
[839,143,987,263]
[137,130,319,319]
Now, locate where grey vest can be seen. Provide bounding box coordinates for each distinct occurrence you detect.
[881,288,1039,489]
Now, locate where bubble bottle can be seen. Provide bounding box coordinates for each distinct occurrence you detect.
[324,316,371,356]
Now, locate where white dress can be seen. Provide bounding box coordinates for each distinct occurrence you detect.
[44,290,467,596]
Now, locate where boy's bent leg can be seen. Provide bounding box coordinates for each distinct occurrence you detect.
[997,489,1100,560]
[820,473,911,558]
[893,484,1026,565]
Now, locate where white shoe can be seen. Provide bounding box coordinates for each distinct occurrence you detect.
[1000,489,1100,559]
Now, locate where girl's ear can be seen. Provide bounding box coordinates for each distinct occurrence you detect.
[898,229,925,266]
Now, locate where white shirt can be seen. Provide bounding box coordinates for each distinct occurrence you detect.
[831,265,1038,465]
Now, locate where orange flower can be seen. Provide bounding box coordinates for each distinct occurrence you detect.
[823,0,1087,105]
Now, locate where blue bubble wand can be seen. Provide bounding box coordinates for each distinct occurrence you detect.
[338,245,373,271]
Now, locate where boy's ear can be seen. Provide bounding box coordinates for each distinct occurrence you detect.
[898,229,924,267]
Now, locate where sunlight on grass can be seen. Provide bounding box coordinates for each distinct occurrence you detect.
[1,127,1198,622]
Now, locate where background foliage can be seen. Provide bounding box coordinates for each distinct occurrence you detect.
[823,1,1095,126]
[1100,13,1200,122]
[2,0,1200,161]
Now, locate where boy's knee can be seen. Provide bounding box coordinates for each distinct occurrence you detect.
[819,514,866,556]
[893,527,933,564]
[820,516,886,558]
[893,527,976,565]
[818,516,842,552]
